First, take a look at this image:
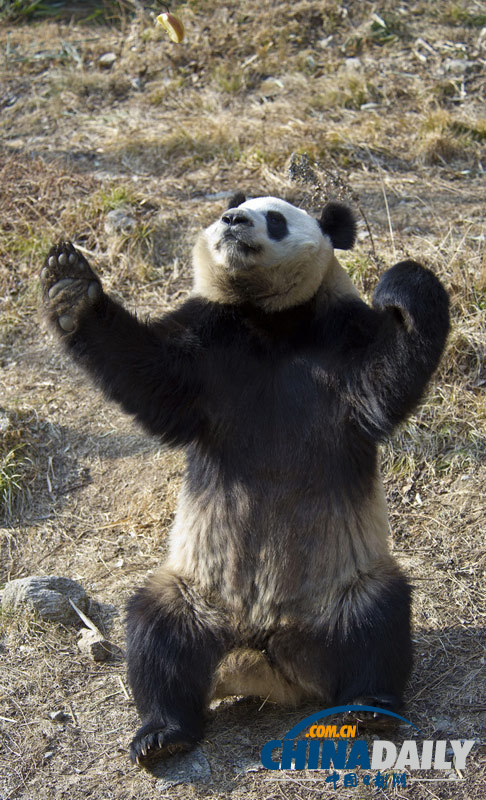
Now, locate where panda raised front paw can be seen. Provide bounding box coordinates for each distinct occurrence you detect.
[40,242,102,333]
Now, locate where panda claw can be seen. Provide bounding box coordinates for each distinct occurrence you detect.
[129,721,198,769]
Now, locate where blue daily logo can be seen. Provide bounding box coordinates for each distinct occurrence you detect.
[260,705,475,780]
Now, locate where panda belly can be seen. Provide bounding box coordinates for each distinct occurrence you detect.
[166,450,391,630]
[166,355,392,629]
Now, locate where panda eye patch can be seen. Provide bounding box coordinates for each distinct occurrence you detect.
[266,211,288,241]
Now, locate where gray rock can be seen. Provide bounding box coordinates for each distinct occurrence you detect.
[49,710,72,723]
[104,208,137,236]
[2,576,88,625]
[259,77,285,98]
[344,57,362,70]
[443,58,472,74]
[204,191,235,201]
[99,52,117,69]
[154,747,211,788]
[432,717,453,734]
[87,598,119,629]
[77,628,122,662]
[233,758,265,775]
[0,410,10,433]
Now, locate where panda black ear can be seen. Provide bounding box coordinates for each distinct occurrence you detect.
[227,191,246,209]
[318,202,356,250]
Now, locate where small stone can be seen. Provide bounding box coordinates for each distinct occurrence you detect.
[104,208,137,235]
[203,191,235,201]
[0,411,10,433]
[99,52,117,69]
[234,759,265,775]
[59,314,75,332]
[49,710,72,723]
[444,58,471,74]
[433,717,452,733]
[77,628,121,662]
[2,576,88,625]
[318,35,334,49]
[259,77,285,98]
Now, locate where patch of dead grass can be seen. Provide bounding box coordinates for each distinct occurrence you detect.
[416,109,486,165]
[0,410,37,521]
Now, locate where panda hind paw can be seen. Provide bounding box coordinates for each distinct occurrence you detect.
[344,695,401,730]
[129,720,197,769]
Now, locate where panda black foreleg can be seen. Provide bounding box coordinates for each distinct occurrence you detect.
[126,570,231,767]
[358,260,450,438]
[266,570,412,718]
[40,242,206,447]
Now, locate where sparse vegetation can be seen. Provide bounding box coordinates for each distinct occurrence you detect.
[308,68,381,112]
[0,0,135,23]
[118,127,241,172]
[416,109,486,164]
[0,411,35,519]
[443,3,486,27]
[0,447,25,517]
[0,1,484,798]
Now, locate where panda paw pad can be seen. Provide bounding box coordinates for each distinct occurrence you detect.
[41,242,102,333]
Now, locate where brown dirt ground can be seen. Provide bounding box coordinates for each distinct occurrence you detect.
[0,1,485,798]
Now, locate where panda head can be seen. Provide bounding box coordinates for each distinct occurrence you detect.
[192,194,357,311]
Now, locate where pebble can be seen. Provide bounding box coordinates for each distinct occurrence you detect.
[104,208,137,235]
[99,52,117,69]
[77,628,122,662]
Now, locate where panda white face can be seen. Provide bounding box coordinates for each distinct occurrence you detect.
[192,196,358,311]
[204,197,327,272]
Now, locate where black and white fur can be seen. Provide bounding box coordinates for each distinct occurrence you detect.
[40,194,449,767]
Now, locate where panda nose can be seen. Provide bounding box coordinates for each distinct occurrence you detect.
[221,210,253,227]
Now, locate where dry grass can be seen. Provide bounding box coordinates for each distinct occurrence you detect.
[0,1,485,798]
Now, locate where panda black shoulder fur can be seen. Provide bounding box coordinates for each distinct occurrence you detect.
[40,193,449,767]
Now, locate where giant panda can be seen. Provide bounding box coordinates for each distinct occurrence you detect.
[40,193,450,768]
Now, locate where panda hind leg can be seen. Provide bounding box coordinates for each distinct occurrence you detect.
[126,569,231,768]
[266,569,413,724]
